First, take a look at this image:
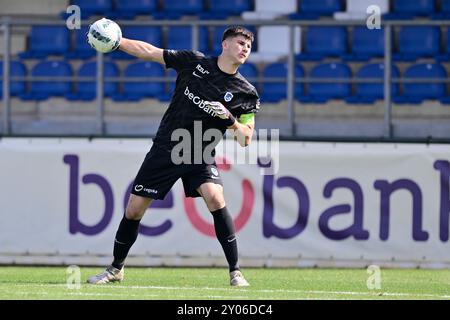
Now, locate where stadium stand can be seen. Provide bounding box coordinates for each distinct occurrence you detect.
[19,26,70,59]
[112,61,165,101]
[436,27,450,61]
[261,62,304,103]
[437,0,450,19]
[242,0,297,20]
[66,61,119,101]
[396,63,447,104]
[66,25,96,59]
[347,63,400,103]
[202,0,253,19]
[384,0,436,19]
[307,62,352,103]
[334,0,389,20]
[237,62,258,82]
[211,26,229,55]
[297,26,348,60]
[71,0,114,19]
[167,26,209,52]
[290,0,345,20]
[22,60,73,101]
[0,61,27,98]
[395,26,441,61]
[114,0,158,19]
[344,26,386,61]
[2,0,450,138]
[155,0,204,19]
[249,26,301,63]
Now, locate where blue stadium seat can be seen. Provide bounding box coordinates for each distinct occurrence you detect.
[19,26,70,59]
[114,0,158,19]
[238,63,258,82]
[298,27,347,60]
[238,62,259,94]
[437,27,450,61]
[344,27,385,61]
[443,0,450,14]
[396,63,447,104]
[156,0,204,19]
[0,61,27,98]
[66,61,119,101]
[346,63,400,104]
[211,26,258,56]
[113,61,165,101]
[308,63,352,102]
[110,26,162,59]
[204,0,252,19]
[71,0,113,19]
[167,26,209,53]
[447,28,450,56]
[432,0,450,19]
[261,62,304,103]
[385,0,436,19]
[23,60,72,100]
[66,26,95,59]
[395,27,440,61]
[290,0,344,19]
[444,27,450,60]
[211,26,227,55]
[446,27,450,58]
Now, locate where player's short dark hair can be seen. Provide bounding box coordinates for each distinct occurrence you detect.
[221,26,254,43]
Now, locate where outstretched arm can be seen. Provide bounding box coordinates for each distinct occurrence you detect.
[119,38,165,65]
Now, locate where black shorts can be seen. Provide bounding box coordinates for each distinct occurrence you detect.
[131,145,223,200]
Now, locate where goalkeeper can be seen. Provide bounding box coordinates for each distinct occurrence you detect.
[87,24,260,287]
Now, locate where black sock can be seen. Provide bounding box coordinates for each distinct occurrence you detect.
[211,207,240,272]
[111,215,141,270]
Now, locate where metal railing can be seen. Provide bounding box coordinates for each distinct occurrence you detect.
[2,17,450,138]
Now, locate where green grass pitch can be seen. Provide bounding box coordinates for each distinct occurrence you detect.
[0,266,449,300]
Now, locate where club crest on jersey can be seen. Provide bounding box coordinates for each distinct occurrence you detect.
[224,92,233,102]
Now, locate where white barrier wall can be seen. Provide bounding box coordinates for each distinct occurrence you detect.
[1,138,450,268]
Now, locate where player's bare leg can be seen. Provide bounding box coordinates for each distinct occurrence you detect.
[125,193,153,220]
[87,194,153,284]
[198,183,249,287]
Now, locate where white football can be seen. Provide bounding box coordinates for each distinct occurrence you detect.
[87,18,122,53]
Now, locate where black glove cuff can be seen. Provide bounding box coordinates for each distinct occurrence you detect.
[223,114,236,127]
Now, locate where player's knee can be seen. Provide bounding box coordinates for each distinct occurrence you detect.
[206,194,225,211]
[125,195,152,220]
[125,205,146,220]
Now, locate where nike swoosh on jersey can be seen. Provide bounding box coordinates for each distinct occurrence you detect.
[192,71,203,78]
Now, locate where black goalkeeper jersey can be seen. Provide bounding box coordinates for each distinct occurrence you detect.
[152,49,260,153]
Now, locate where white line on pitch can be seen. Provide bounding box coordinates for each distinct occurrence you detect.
[12,284,450,299]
